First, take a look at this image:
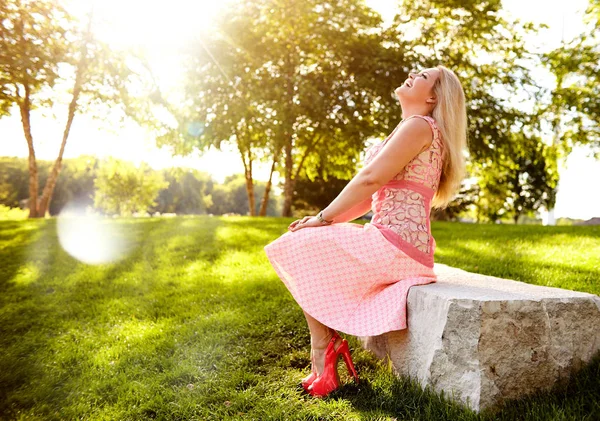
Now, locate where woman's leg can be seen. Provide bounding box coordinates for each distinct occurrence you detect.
[303,310,343,375]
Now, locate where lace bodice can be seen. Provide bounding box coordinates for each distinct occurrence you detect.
[363,115,445,259]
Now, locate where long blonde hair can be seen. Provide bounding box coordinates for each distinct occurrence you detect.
[430,65,468,210]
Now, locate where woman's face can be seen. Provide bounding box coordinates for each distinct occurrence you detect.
[394,67,441,106]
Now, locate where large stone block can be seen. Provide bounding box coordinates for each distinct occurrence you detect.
[359,263,600,413]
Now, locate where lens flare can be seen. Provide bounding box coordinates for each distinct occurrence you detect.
[57,202,131,265]
[187,121,205,137]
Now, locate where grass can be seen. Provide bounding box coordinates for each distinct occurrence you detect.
[0,216,599,420]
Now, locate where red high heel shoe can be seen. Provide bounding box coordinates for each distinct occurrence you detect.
[308,331,359,397]
[301,331,342,391]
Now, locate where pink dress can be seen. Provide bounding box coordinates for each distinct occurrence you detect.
[264,115,445,336]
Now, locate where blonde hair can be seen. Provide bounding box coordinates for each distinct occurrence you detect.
[430,65,468,210]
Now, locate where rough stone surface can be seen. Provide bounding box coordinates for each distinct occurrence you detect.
[359,263,600,413]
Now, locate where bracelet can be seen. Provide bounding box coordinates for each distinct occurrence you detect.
[317,210,334,225]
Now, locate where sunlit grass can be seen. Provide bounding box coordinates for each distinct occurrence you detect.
[0,216,599,420]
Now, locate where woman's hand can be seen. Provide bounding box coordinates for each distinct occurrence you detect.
[288,215,329,232]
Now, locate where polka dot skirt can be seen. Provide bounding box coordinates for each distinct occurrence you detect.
[264,222,437,336]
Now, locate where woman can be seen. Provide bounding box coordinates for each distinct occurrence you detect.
[264,65,468,397]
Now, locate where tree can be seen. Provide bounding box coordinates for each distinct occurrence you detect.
[504,132,558,224]
[150,168,213,215]
[47,155,98,215]
[431,184,478,222]
[0,157,30,208]
[291,162,359,217]
[176,0,388,217]
[0,155,97,214]
[468,130,557,223]
[93,158,168,216]
[0,0,158,218]
[539,0,600,224]
[542,0,600,154]
[389,0,577,223]
[0,155,281,216]
[0,0,72,218]
[204,174,279,216]
[157,0,574,221]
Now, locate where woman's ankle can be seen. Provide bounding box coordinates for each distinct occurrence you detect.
[312,334,342,352]
[311,329,334,350]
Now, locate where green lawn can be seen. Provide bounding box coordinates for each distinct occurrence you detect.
[1,216,599,420]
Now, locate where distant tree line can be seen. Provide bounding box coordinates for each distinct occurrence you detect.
[0,156,280,217]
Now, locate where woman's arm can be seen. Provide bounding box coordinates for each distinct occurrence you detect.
[321,118,431,222]
[331,196,372,223]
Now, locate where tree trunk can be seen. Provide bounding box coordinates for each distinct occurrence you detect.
[545,75,565,226]
[245,164,256,216]
[281,136,295,217]
[38,55,86,217]
[281,131,325,217]
[258,148,281,216]
[237,140,256,216]
[37,10,92,217]
[18,90,39,218]
[280,50,297,218]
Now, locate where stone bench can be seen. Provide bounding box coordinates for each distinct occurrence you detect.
[358,263,600,413]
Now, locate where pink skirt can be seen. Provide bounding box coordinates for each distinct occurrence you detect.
[263,222,437,336]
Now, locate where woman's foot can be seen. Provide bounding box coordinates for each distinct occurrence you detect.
[311,330,343,376]
[301,349,318,391]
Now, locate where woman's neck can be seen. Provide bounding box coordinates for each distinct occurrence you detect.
[400,104,432,120]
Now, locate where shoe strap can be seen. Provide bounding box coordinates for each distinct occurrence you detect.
[327,331,343,353]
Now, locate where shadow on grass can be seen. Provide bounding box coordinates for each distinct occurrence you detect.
[1,215,322,419]
[311,348,600,420]
[0,219,53,292]
[1,216,599,420]
[0,217,228,415]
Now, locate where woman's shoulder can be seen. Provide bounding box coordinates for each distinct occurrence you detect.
[405,115,442,144]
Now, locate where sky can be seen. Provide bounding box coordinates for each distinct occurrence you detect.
[0,0,598,220]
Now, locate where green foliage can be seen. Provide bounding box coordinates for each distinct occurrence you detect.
[0,0,171,218]
[431,184,478,221]
[468,131,559,223]
[0,155,97,214]
[0,157,31,207]
[206,174,280,216]
[0,0,165,126]
[541,0,600,155]
[292,173,353,215]
[0,0,72,115]
[174,0,575,220]
[0,155,281,217]
[177,0,406,216]
[150,168,213,215]
[0,204,28,220]
[47,155,99,214]
[2,0,598,221]
[93,158,169,216]
[391,0,599,220]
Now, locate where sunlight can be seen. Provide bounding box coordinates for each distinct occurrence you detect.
[63,0,238,97]
[57,201,132,265]
[59,0,241,175]
[71,0,233,47]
